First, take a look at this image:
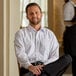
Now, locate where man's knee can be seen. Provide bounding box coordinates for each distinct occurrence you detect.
[63,54,72,64]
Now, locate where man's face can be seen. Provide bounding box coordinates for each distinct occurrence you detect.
[26,6,42,25]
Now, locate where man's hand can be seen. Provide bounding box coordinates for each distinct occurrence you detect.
[28,64,44,76]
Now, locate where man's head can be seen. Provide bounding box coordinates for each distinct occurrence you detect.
[26,3,42,14]
[25,3,42,26]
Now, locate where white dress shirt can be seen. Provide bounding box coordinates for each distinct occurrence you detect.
[64,1,76,21]
[14,25,59,69]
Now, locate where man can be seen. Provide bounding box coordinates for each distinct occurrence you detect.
[14,3,72,76]
[63,0,76,76]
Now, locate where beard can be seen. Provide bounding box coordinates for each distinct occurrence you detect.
[29,18,41,25]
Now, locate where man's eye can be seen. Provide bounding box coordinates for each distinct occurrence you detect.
[30,13,33,15]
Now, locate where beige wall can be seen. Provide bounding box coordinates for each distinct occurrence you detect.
[48,0,54,30]
[0,0,3,76]
[3,0,10,76]
[54,0,65,42]
[48,0,65,42]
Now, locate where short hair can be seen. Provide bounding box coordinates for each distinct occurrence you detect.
[25,3,42,13]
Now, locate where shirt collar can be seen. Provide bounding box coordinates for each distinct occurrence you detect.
[27,25,44,33]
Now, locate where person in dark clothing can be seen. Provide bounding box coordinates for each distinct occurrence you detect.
[63,0,76,76]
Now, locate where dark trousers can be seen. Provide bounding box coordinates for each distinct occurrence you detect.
[20,54,72,76]
[72,56,76,76]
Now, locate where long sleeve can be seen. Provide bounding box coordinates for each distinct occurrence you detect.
[44,30,59,65]
[14,30,31,69]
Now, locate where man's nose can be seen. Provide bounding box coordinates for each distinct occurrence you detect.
[33,13,37,17]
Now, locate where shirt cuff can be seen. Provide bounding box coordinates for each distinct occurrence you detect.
[24,61,32,69]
